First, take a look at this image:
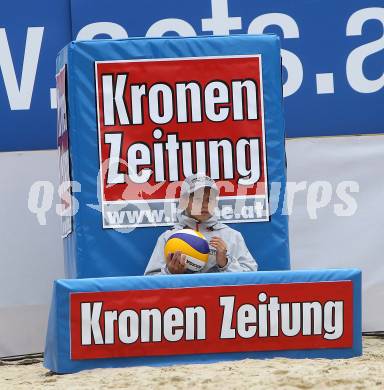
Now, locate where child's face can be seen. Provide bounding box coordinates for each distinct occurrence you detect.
[186,187,216,222]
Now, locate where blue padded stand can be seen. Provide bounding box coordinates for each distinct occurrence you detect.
[45,269,362,373]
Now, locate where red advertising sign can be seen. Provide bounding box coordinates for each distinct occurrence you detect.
[95,56,268,228]
[70,281,353,360]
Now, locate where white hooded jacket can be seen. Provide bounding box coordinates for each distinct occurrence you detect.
[144,209,258,275]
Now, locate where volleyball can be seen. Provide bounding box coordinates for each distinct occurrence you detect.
[164,229,210,272]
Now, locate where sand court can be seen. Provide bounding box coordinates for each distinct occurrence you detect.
[1,336,383,389]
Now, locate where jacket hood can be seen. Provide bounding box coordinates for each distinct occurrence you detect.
[174,207,226,231]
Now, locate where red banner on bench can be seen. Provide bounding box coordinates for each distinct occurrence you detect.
[70,281,353,360]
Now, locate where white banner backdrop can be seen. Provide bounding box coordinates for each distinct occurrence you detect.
[0,150,64,357]
[0,135,383,357]
[287,134,384,332]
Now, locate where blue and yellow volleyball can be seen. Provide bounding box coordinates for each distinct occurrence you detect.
[164,229,210,271]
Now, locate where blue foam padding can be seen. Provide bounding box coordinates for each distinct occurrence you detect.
[44,269,362,373]
[57,34,289,278]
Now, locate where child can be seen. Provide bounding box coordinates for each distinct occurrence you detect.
[144,174,257,275]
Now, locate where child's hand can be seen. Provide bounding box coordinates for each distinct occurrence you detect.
[166,251,187,274]
[210,236,228,268]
